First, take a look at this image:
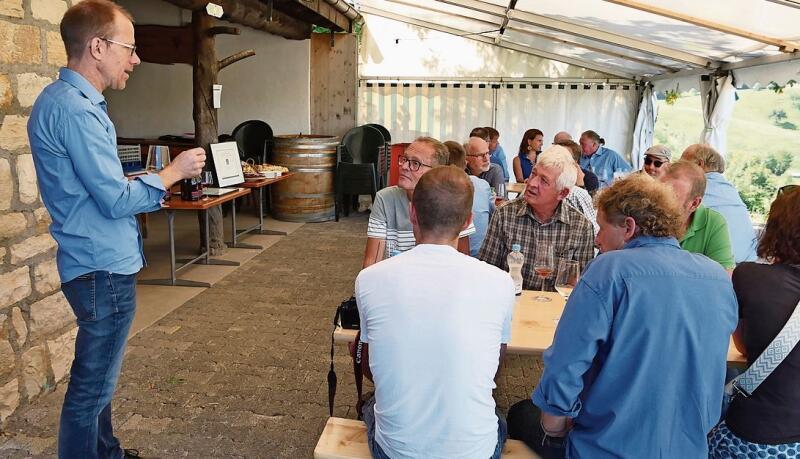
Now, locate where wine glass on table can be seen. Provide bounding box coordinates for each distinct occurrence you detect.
[533,243,554,302]
[146,145,171,200]
[555,259,580,300]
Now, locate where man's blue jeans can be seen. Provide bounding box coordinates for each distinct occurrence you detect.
[58,271,137,459]
[362,395,508,459]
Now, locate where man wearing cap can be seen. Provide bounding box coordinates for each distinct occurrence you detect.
[641,145,671,179]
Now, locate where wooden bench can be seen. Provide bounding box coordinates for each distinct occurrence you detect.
[314,417,540,459]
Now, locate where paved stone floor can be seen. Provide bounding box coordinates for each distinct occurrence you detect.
[0,213,541,458]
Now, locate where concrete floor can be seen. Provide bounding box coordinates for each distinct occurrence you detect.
[0,211,541,458]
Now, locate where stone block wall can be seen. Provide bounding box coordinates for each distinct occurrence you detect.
[0,0,78,426]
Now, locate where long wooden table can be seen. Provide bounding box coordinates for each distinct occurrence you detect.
[139,187,250,288]
[334,290,746,365]
[507,182,525,195]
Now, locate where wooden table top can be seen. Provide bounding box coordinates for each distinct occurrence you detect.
[239,172,294,188]
[507,182,525,194]
[334,290,746,364]
[162,187,250,210]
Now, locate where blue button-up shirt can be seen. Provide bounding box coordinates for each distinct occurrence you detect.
[533,236,737,458]
[468,176,494,257]
[28,68,165,283]
[490,144,509,181]
[703,172,757,263]
[579,146,631,189]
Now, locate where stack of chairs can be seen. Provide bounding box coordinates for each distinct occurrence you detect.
[335,124,391,221]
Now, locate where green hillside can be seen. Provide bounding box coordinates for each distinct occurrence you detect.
[654,86,800,221]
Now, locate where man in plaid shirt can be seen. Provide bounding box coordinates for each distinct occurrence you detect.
[478,145,595,291]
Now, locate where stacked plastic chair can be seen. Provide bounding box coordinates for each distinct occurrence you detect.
[231,120,273,164]
[335,125,387,221]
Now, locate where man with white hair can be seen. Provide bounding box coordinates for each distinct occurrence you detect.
[479,145,595,291]
[465,136,506,193]
[681,144,757,263]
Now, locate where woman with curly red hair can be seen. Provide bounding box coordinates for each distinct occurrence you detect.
[709,185,800,456]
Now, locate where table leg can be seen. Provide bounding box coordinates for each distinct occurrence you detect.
[258,186,287,236]
[230,191,263,250]
[139,209,212,288]
[185,208,238,267]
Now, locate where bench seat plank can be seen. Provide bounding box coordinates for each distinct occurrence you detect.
[315,417,539,459]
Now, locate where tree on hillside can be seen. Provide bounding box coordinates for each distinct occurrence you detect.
[764,152,793,176]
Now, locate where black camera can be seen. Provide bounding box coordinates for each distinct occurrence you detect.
[336,296,360,330]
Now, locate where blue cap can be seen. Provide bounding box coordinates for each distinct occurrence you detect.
[512,244,521,252]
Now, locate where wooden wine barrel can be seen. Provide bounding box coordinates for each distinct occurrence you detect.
[270,134,339,222]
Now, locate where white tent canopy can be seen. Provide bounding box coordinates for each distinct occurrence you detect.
[352,0,800,165]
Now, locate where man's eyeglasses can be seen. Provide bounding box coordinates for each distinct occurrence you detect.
[467,152,490,159]
[101,37,137,56]
[643,157,665,168]
[777,184,798,196]
[398,155,433,172]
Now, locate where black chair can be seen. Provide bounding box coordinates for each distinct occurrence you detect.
[335,125,385,221]
[231,120,273,164]
[366,123,391,188]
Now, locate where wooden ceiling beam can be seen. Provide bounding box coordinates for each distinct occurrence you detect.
[603,0,799,53]
[162,0,312,40]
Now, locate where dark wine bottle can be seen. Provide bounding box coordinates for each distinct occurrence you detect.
[180,177,202,201]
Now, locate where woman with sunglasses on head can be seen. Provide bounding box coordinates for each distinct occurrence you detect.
[709,186,800,457]
[641,144,671,179]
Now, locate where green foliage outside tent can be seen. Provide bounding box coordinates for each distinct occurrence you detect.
[654,86,800,222]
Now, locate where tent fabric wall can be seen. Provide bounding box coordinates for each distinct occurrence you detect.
[631,84,659,170]
[358,82,640,175]
[495,84,638,172]
[701,74,737,158]
[358,82,494,144]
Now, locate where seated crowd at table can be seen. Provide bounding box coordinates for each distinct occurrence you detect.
[355,128,800,458]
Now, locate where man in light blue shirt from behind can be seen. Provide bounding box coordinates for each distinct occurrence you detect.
[578,130,631,189]
[682,144,757,263]
[27,2,205,457]
[507,174,737,458]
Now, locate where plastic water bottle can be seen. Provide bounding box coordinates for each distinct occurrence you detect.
[507,244,524,296]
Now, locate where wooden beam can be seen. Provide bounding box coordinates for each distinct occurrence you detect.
[603,0,799,52]
[434,0,717,68]
[218,49,256,69]
[135,25,194,65]
[360,6,637,79]
[162,0,311,40]
[291,0,350,32]
[208,26,239,36]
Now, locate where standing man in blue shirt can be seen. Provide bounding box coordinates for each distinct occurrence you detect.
[485,126,510,182]
[27,2,205,457]
[578,130,631,189]
[508,174,737,458]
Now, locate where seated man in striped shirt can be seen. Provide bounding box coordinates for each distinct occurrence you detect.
[363,137,475,267]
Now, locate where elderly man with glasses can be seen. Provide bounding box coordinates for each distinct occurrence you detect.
[465,135,506,193]
[27,1,206,457]
[362,137,474,267]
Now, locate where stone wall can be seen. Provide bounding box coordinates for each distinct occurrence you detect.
[0,0,78,426]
